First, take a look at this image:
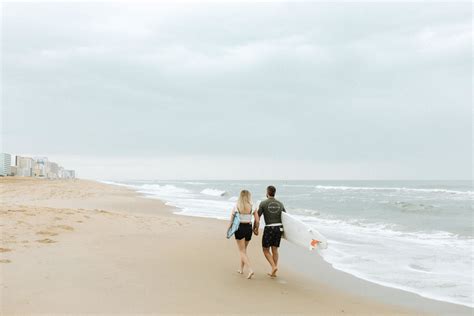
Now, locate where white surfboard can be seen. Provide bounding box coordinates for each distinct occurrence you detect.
[281,212,328,251]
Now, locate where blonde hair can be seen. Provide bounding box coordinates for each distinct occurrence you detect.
[237,190,253,213]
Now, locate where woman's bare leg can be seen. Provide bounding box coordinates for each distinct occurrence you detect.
[235,239,244,273]
[244,240,254,279]
[237,239,253,279]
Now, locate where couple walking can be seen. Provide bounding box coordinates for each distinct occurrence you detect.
[227,185,286,279]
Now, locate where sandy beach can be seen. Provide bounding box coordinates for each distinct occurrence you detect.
[0,178,470,315]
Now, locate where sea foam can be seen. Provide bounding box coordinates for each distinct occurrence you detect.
[201,188,228,197]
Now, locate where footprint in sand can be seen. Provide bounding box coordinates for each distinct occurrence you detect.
[9,209,26,213]
[0,259,11,263]
[36,231,59,237]
[37,238,57,244]
[55,225,74,231]
[0,248,12,253]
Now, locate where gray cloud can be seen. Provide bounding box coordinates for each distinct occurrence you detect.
[2,2,471,179]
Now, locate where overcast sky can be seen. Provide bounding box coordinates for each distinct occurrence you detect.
[1,2,472,180]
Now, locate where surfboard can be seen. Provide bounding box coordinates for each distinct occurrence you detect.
[281,212,328,251]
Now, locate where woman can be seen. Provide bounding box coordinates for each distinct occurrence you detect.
[228,190,257,279]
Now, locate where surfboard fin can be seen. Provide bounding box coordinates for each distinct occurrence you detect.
[310,239,320,250]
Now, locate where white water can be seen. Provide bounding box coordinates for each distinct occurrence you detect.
[201,188,228,197]
[314,185,474,196]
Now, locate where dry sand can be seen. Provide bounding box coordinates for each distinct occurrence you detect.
[0,178,468,315]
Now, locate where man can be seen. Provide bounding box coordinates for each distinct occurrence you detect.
[254,185,286,277]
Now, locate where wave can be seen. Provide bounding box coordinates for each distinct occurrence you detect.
[290,208,321,216]
[138,184,192,198]
[99,181,192,196]
[281,184,316,188]
[392,201,439,213]
[201,188,228,197]
[315,185,473,196]
[99,180,131,187]
[303,215,473,307]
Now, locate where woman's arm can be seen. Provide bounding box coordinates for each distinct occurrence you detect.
[228,208,236,229]
[253,209,260,235]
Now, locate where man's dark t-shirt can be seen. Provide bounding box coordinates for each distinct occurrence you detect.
[257,197,286,225]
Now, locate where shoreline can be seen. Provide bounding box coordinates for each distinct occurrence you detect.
[122,181,473,314]
[106,179,473,311]
[1,177,471,314]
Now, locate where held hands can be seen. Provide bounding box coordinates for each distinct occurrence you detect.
[253,208,260,235]
[253,224,259,236]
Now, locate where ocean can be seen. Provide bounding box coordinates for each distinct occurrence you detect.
[102,180,473,307]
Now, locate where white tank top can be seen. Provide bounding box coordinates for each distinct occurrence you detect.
[234,206,253,223]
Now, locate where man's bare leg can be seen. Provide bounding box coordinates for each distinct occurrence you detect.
[271,246,279,269]
[263,247,278,277]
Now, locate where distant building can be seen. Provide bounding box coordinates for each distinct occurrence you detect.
[32,164,45,177]
[33,157,48,177]
[61,169,75,179]
[47,162,59,179]
[34,157,49,164]
[3,154,75,179]
[16,156,34,177]
[0,153,12,176]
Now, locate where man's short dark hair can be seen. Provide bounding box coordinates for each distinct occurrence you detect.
[267,185,276,197]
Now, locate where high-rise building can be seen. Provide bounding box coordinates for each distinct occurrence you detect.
[47,162,59,179]
[16,156,34,177]
[60,169,76,179]
[33,157,48,177]
[1,155,75,179]
[32,165,45,177]
[0,153,12,176]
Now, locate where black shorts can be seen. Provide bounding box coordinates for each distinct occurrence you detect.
[234,223,252,241]
[262,226,283,248]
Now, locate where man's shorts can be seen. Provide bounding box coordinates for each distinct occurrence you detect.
[262,226,282,248]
